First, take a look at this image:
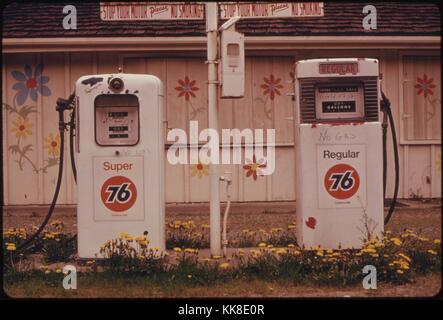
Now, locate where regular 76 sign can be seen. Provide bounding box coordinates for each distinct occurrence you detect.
[317,144,367,209]
[93,156,145,221]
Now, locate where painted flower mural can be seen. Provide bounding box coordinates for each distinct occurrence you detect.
[12,64,51,106]
[175,76,199,101]
[414,74,436,98]
[190,163,209,179]
[175,76,205,119]
[3,63,58,173]
[44,133,61,158]
[12,116,33,139]
[413,74,440,122]
[243,155,267,181]
[261,74,283,100]
[255,74,285,120]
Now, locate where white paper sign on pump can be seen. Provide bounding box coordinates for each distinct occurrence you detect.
[317,144,367,209]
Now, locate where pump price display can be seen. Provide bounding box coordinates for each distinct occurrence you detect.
[100,175,137,212]
[322,101,356,113]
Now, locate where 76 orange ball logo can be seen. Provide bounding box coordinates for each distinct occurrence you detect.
[324,163,360,200]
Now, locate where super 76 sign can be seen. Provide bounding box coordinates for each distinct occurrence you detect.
[100,2,324,20]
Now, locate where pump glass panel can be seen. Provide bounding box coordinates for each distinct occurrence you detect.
[95,94,139,146]
[315,83,364,120]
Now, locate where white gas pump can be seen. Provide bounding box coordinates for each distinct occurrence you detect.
[75,74,165,259]
[294,58,384,249]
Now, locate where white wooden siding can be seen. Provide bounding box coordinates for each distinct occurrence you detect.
[2,51,441,205]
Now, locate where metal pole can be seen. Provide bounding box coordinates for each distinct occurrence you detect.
[206,2,221,256]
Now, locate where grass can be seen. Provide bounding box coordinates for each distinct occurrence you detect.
[4,272,441,298]
[3,204,442,298]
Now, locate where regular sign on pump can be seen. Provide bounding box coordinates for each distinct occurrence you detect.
[294,58,384,250]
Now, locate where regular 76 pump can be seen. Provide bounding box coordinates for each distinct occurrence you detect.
[294,58,389,250]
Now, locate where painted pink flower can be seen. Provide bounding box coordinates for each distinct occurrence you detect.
[414,74,436,98]
[175,76,199,100]
[243,155,267,181]
[260,74,283,100]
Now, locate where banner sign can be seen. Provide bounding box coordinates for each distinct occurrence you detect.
[219,2,324,19]
[99,2,324,21]
[100,2,205,20]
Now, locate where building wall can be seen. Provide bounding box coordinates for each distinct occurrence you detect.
[2,49,441,205]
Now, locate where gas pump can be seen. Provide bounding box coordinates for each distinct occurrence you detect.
[75,74,165,259]
[294,58,385,249]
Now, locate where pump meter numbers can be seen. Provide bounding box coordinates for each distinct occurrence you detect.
[100,176,137,212]
[324,164,360,200]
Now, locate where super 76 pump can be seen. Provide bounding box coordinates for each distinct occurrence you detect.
[294,58,384,250]
[75,74,165,259]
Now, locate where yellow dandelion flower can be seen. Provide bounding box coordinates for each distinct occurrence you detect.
[258,242,267,248]
[390,238,402,246]
[434,239,441,245]
[6,243,16,251]
[219,262,230,270]
[12,116,33,139]
[173,247,182,253]
[427,249,437,255]
[212,255,222,260]
[398,253,411,263]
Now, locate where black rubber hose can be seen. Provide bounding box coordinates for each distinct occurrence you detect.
[384,104,400,225]
[15,103,67,252]
[69,108,77,183]
[382,115,388,200]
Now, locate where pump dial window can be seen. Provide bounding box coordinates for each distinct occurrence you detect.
[94,94,139,146]
[315,83,364,120]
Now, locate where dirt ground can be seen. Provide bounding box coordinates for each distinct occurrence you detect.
[3,199,442,238]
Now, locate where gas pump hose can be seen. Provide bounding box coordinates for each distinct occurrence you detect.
[381,90,400,225]
[15,93,75,252]
[69,107,77,183]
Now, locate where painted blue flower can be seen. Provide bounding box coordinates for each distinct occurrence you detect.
[11,64,51,106]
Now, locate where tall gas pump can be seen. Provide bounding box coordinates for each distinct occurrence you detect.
[294,58,384,249]
[75,74,165,259]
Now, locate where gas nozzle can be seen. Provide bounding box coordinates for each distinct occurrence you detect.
[380,90,391,111]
